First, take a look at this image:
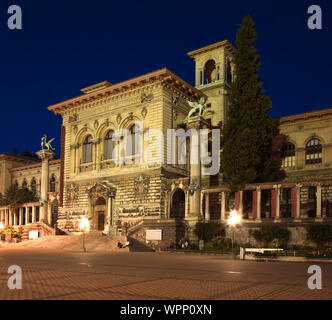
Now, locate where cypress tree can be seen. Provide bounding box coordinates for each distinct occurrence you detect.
[221,15,280,192]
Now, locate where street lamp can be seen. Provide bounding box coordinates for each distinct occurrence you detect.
[79,217,89,252]
[227,209,241,259]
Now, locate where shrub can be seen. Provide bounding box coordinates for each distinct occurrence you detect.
[193,221,225,242]
[251,224,290,248]
[306,224,332,249]
[210,236,232,250]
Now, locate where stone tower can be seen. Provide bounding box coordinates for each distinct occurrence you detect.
[187,40,236,127]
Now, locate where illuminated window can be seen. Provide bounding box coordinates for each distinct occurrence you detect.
[104,130,114,160]
[129,124,140,156]
[83,135,93,163]
[306,138,322,165]
[281,143,295,168]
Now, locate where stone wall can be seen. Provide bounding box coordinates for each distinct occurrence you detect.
[225,222,331,247]
[129,218,186,250]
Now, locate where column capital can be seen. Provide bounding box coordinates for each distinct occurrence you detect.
[36,150,55,161]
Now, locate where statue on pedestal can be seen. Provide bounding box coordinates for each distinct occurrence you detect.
[41,134,55,152]
[186,97,206,119]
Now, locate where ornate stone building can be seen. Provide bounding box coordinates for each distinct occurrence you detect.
[0,39,331,247]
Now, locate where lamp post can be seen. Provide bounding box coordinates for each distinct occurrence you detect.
[227,209,241,259]
[79,217,89,252]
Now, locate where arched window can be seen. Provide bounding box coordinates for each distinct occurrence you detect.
[83,135,93,163]
[22,179,27,189]
[226,60,232,83]
[104,130,114,160]
[130,124,140,157]
[50,175,56,192]
[306,138,322,164]
[31,178,37,193]
[204,59,216,84]
[281,143,295,168]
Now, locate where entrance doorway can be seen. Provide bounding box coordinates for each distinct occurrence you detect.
[98,211,105,231]
[170,189,185,218]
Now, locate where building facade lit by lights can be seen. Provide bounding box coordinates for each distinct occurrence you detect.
[0,39,331,247]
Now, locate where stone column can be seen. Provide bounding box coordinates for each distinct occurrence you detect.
[103,196,115,235]
[36,150,55,224]
[273,185,281,221]
[221,191,226,221]
[0,210,3,224]
[32,206,36,223]
[4,210,8,226]
[184,116,209,218]
[13,210,17,226]
[184,116,209,241]
[25,207,29,225]
[239,190,243,215]
[200,191,204,217]
[47,203,52,226]
[316,184,322,220]
[9,209,13,226]
[205,193,210,221]
[295,184,302,219]
[185,191,189,218]
[19,208,23,226]
[257,187,261,220]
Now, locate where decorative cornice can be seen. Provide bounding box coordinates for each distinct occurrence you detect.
[187,39,236,58]
[48,68,205,115]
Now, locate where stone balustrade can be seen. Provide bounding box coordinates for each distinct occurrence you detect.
[0,202,40,227]
[201,182,330,222]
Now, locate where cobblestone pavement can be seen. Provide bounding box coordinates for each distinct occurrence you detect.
[0,248,331,300]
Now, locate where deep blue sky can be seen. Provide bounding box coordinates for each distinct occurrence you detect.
[0,0,331,157]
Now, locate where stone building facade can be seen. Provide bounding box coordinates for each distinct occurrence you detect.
[0,39,331,247]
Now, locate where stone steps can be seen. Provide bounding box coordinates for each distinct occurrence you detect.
[4,232,128,252]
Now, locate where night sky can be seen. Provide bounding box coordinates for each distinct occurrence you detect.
[0,0,331,157]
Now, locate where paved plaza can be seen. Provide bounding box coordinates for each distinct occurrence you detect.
[0,249,331,300]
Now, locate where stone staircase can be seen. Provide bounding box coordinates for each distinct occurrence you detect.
[5,231,128,252]
[21,222,56,241]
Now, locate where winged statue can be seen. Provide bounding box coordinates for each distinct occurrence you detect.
[186,97,206,119]
[41,134,55,152]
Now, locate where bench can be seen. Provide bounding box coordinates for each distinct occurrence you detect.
[244,248,283,261]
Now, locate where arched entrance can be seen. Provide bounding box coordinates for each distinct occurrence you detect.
[95,197,106,231]
[87,181,117,233]
[170,189,185,218]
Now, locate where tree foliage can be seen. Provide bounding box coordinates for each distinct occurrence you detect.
[306,224,332,248]
[251,224,290,247]
[221,15,280,192]
[2,185,38,208]
[193,221,225,242]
